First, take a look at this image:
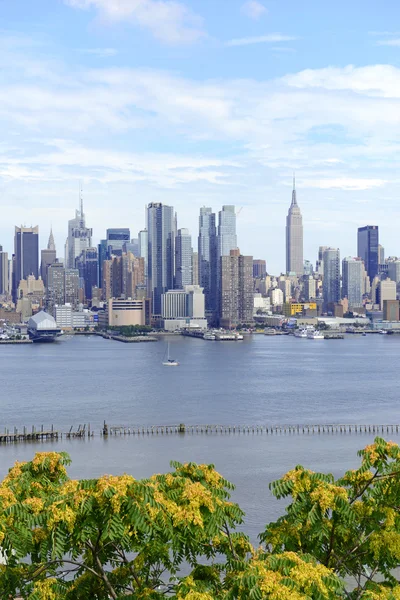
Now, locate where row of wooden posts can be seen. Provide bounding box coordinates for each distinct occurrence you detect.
[104,423,400,436]
[1,422,399,444]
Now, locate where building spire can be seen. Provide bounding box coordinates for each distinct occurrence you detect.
[47,226,56,251]
[79,181,84,227]
[291,172,297,206]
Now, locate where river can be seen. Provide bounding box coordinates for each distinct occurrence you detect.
[0,333,398,539]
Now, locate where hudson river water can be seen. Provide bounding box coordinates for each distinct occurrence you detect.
[0,333,399,538]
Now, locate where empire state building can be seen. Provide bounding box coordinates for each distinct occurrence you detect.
[286,176,303,275]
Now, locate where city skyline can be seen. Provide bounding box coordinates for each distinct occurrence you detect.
[0,194,395,281]
[2,2,400,272]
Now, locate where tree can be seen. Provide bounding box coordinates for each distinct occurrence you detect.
[262,436,400,598]
[2,440,400,598]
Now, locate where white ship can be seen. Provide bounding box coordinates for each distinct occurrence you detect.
[203,332,216,340]
[294,329,308,338]
[307,329,325,339]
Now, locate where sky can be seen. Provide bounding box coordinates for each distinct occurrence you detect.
[1,0,400,273]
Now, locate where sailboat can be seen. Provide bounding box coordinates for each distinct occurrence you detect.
[162,342,179,366]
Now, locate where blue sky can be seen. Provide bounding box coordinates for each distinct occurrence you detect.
[2,0,400,273]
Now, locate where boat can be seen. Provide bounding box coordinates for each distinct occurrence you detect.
[264,328,277,335]
[379,330,388,335]
[234,333,244,340]
[162,343,179,366]
[294,329,308,338]
[307,329,325,339]
[215,332,236,341]
[203,332,216,340]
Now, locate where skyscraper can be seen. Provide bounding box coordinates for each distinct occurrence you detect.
[147,202,175,315]
[106,228,130,256]
[192,252,199,286]
[286,177,303,275]
[40,228,57,288]
[0,246,8,295]
[198,207,217,317]
[253,260,267,279]
[98,239,108,291]
[378,244,385,265]
[138,229,148,284]
[219,248,253,328]
[342,257,364,308]
[322,248,340,311]
[357,226,379,283]
[218,205,237,258]
[65,269,80,307]
[82,247,99,300]
[67,193,92,268]
[46,262,65,310]
[175,228,193,288]
[13,225,39,300]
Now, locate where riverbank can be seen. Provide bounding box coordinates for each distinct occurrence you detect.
[99,333,158,343]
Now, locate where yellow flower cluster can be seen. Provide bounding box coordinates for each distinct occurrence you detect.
[309,482,348,513]
[32,577,58,600]
[47,503,76,531]
[282,468,314,497]
[246,551,334,600]
[95,473,136,512]
[2,461,26,486]
[32,452,67,476]
[23,496,44,515]
[0,487,16,509]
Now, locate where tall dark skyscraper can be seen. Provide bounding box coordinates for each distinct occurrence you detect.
[0,246,8,295]
[82,247,99,300]
[13,225,39,300]
[357,225,379,282]
[198,207,217,317]
[322,248,340,311]
[175,228,193,288]
[147,202,175,315]
[98,239,107,290]
[286,176,303,276]
[40,228,56,288]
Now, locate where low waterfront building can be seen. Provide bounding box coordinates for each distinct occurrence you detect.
[27,311,61,342]
[105,298,149,327]
[161,285,206,331]
[383,300,400,322]
[378,279,396,310]
[54,304,96,330]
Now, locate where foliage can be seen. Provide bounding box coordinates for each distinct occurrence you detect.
[262,437,400,599]
[108,324,153,336]
[2,440,400,598]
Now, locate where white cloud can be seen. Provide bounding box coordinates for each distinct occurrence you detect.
[79,47,118,57]
[225,33,296,47]
[283,64,400,98]
[376,39,400,47]
[64,0,205,45]
[300,178,386,191]
[241,0,267,20]
[3,42,400,267]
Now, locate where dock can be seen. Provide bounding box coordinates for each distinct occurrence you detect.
[104,423,400,436]
[1,422,399,444]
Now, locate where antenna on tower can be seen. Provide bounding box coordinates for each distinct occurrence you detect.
[293,171,296,191]
[79,181,84,227]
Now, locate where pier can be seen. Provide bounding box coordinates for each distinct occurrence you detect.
[1,422,400,444]
[104,423,400,436]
